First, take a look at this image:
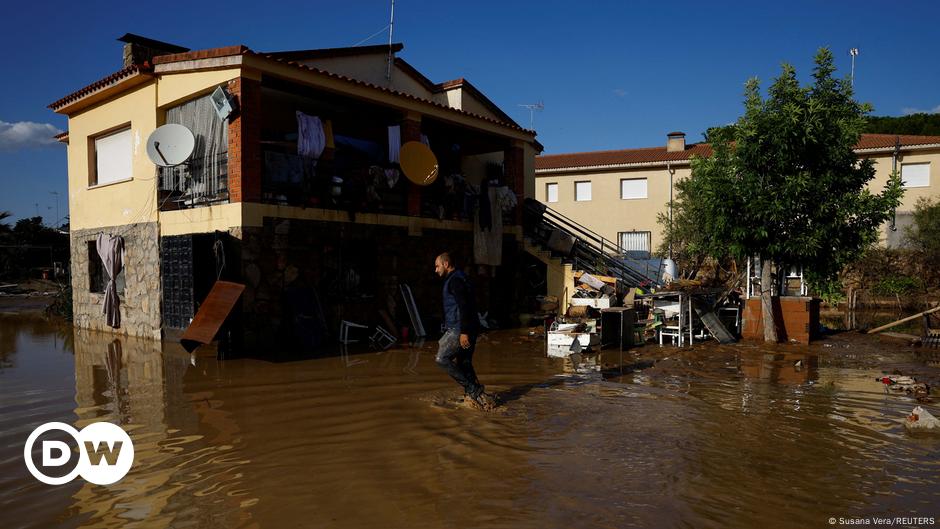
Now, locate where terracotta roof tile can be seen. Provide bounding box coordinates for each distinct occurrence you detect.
[50,43,535,139]
[855,133,940,149]
[255,52,533,135]
[536,144,713,170]
[537,134,940,171]
[48,63,152,110]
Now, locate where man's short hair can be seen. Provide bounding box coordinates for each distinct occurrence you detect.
[437,252,453,267]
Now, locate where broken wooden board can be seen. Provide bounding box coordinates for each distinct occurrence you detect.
[180,281,245,353]
[867,305,940,334]
[574,271,618,285]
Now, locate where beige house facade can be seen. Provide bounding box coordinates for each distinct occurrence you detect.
[535,132,940,255]
[51,34,541,343]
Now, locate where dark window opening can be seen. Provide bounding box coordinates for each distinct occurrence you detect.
[87,241,125,294]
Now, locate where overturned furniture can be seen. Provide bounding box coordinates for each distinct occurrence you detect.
[640,289,739,346]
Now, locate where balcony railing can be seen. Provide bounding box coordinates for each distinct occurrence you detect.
[261,148,514,224]
[158,152,229,210]
[262,149,409,216]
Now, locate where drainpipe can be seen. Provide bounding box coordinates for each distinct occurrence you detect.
[890,135,900,232]
[667,162,675,260]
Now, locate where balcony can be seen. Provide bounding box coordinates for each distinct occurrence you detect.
[158,152,229,210]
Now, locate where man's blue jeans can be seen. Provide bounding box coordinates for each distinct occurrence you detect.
[436,329,483,398]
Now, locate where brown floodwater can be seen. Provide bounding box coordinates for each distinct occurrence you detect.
[2,313,940,529]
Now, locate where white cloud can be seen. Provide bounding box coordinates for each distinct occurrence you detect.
[612,88,628,98]
[0,120,64,150]
[901,105,940,116]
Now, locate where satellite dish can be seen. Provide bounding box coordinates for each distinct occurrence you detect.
[399,141,438,186]
[146,124,195,167]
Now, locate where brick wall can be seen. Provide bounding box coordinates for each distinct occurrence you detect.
[742,296,821,343]
[227,77,262,203]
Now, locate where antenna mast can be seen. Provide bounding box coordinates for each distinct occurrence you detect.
[518,101,544,129]
[386,0,395,82]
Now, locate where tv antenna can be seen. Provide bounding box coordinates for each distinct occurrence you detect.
[849,48,859,88]
[518,101,544,129]
[386,0,395,81]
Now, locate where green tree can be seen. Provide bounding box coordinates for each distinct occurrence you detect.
[682,48,903,342]
[0,211,11,238]
[865,113,940,136]
[904,197,940,285]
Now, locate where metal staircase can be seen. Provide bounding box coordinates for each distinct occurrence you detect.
[523,198,663,290]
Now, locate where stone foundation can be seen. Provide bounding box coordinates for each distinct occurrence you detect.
[70,222,162,340]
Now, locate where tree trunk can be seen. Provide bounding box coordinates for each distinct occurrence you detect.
[760,258,778,343]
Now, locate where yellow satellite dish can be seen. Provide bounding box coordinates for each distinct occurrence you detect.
[399,141,438,186]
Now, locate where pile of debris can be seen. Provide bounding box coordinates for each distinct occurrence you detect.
[547,273,621,357]
[570,272,619,308]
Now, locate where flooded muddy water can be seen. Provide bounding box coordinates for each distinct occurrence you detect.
[2,313,939,528]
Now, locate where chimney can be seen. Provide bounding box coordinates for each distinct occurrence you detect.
[666,131,686,152]
[117,33,189,67]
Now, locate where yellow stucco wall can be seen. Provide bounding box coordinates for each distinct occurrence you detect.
[535,164,693,251]
[535,147,939,253]
[865,149,939,212]
[156,68,241,108]
[299,55,437,101]
[66,69,244,232]
[67,83,159,231]
[456,89,502,122]
[158,203,243,236]
[64,56,537,237]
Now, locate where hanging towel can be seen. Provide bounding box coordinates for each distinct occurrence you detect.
[96,233,125,329]
[474,186,503,266]
[388,125,401,163]
[296,112,326,159]
[479,178,492,232]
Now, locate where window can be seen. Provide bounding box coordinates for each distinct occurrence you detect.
[620,178,648,199]
[91,127,132,187]
[618,231,651,254]
[575,181,592,201]
[87,241,125,294]
[901,163,930,188]
[546,182,559,203]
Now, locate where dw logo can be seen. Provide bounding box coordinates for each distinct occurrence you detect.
[23,422,134,485]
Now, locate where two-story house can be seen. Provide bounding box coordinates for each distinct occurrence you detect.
[51,34,541,348]
[535,131,940,256]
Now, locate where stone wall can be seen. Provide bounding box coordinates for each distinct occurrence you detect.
[71,222,162,340]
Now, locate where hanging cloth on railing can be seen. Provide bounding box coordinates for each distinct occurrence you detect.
[96,233,125,329]
[474,185,503,266]
[296,112,326,159]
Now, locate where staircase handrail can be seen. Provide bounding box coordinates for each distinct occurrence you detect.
[524,200,660,287]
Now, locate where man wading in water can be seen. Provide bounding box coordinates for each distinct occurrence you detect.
[434,252,497,410]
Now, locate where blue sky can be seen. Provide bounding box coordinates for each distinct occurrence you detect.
[2,0,939,225]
